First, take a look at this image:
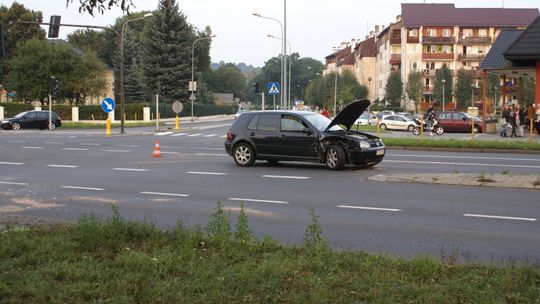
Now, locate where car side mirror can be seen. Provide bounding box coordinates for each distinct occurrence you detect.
[303,128,312,135]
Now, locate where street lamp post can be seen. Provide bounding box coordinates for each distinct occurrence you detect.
[442,79,446,111]
[267,34,291,108]
[252,12,285,108]
[190,35,216,122]
[120,13,153,134]
[493,85,498,113]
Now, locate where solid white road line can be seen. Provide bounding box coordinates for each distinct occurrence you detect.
[141,191,189,197]
[195,153,228,156]
[262,175,311,180]
[103,149,131,153]
[171,133,187,137]
[113,168,148,172]
[161,151,179,155]
[61,186,105,191]
[463,213,537,222]
[228,198,289,204]
[337,205,402,212]
[22,146,44,149]
[62,148,89,151]
[186,171,226,175]
[47,165,79,168]
[116,144,141,147]
[45,141,63,144]
[384,160,540,170]
[390,153,540,162]
[156,132,174,136]
[187,133,203,137]
[7,141,25,143]
[0,181,29,186]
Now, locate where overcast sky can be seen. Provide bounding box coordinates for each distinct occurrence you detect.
[5,0,540,67]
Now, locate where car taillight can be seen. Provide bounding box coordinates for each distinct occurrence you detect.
[226,130,233,141]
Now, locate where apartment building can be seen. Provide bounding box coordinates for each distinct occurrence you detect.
[353,35,377,102]
[378,3,539,107]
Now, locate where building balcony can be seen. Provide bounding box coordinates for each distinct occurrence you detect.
[422,36,455,44]
[457,53,486,61]
[390,54,401,65]
[407,36,420,44]
[422,53,454,60]
[423,69,436,77]
[423,85,434,94]
[457,37,491,44]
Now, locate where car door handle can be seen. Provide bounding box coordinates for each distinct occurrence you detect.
[249,132,255,136]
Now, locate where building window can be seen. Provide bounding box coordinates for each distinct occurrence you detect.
[412,62,417,69]
[409,29,418,37]
[442,45,452,54]
[426,29,436,37]
[478,46,484,54]
[442,29,451,37]
[463,29,473,38]
[478,29,488,37]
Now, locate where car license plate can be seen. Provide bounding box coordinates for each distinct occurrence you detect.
[376,149,385,156]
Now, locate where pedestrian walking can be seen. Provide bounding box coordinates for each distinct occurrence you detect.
[500,104,510,137]
[509,104,518,138]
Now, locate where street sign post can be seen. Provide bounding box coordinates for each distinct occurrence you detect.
[172,101,184,130]
[101,98,115,137]
[268,82,280,96]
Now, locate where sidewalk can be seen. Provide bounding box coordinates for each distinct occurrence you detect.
[369,173,540,190]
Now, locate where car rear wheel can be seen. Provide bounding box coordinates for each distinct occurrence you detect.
[435,126,444,135]
[407,125,415,132]
[11,122,21,130]
[379,123,387,130]
[412,127,421,136]
[325,145,346,170]
[233,143,255,167]
[48,122,56,131]
[473,125,480,133]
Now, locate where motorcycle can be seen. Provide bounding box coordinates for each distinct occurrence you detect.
[412,117,444,135]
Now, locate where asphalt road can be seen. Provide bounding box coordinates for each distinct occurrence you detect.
[1,121,539,264]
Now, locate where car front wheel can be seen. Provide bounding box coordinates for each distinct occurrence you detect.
[233,143,255,167]
[407,125,415,132]
[379,123,387,130]
[11,122,21,130]
[325,145,346,170]
[473,125,480,133]
[435,126,444,135]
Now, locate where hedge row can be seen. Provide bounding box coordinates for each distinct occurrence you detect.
[0,102,237,120]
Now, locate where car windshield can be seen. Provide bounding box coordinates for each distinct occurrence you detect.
[14,111,29,118]
[303,113,343,132]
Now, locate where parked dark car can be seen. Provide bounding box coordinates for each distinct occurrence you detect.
[0,110,62,131]
[224,100,385,170]
[436,111,482,133]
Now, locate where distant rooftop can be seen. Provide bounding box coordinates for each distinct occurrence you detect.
[401,3,539,28]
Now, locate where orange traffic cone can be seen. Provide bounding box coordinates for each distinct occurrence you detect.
[153,140,162,158]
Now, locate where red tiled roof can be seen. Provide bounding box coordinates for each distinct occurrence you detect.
[402,3,539,28]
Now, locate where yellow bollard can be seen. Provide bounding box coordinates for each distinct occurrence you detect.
[106,117,111,137]
[175,114,180,130]
[135,113,137,121]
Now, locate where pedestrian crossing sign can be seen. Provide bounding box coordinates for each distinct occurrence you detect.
[268,82,280,95]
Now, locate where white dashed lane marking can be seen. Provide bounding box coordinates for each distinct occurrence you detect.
[464,214,536,222]
[0,162,25,165]
[141,191,189,197]
[22,146,44,149]
[187,133,203,137]
[61,186,105,191]
[262,175,311,180]
[0,181,29,186]
[48,165,79,168]
[113,168,148,172]
[171,133,187,137]
[62,148,89,151]
[228,198,289,205]
[156,132,174,136]
[186,171,226,176]
[338,205,402,212]
[204,134,218,137]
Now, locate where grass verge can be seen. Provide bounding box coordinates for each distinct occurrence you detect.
[1,204,539,303]
[381,137,540,151]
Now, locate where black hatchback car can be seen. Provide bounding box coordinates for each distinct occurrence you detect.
[1,110,62,130]
[224,99,385,170]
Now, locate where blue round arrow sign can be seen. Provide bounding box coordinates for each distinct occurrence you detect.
[101,98,115,113]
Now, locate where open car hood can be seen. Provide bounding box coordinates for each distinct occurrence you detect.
[325,99,371,131]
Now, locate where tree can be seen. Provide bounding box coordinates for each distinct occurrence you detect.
[5,38,107,103]
[68,29,110,66]
[205,63,246,100]
[406,70,424,111]
[141,0,196,102]
[0,2,45,83]
[66,0,134,16]
[305,70,367,110]
[455,68,473,108]
[385,71,403,108]
[521,76,536,106]
[433,64,452,106]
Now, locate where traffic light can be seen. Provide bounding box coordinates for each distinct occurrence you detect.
[254,82,260,93]
[50,76,59,96]
[48,15,61,38]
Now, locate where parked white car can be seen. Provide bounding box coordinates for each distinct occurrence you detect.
[377,114,416,131]
[355,112,377,126]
